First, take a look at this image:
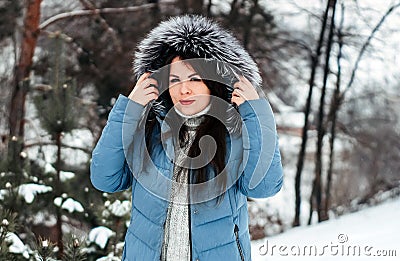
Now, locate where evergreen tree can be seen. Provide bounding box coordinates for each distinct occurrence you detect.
[62,234,86,261]
[33,32,80,258]
[0,208,28,260]
[32,236,57,261]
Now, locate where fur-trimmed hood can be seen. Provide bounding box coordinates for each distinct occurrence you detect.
[133,14,262,121]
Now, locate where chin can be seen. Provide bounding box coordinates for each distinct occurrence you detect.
[182,109,197,116]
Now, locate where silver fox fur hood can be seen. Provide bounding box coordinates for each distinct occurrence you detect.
[132,14,263,125]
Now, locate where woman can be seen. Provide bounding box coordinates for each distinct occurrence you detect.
[91,15,283,261]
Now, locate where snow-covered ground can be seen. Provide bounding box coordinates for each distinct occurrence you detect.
[251,196,400,260]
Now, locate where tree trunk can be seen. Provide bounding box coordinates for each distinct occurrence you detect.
[207,0,212,16]
[242,0,258,49]
[8,0,42,172]
[313,0,337,223]
[307,182,316,225]
[55,131,63,258]
[324,2,345,218]
[293,0,331,227]
[228,0,239,24]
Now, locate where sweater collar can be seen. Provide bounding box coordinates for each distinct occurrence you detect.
[173,103,211,128]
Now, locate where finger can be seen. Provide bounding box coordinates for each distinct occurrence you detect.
[137,72,152,84]
[231,96,243,106]
[147,93,159,101]
[144,83,158,89]
[231,92,242,100]
[144,87,159,95]
[239,76,255,91]
[233,88,246,98]
[140,78,152,88]
[143,79,159,89]
[233,82,244,92]
[239,75,252,85]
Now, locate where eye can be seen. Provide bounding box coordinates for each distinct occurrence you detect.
[190,77,202,82]
[170,78,180,83]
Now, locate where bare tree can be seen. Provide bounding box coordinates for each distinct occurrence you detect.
[310,0,337,223]
[324,1,400,213]
[293,0,332,227]
[324,2,345,217]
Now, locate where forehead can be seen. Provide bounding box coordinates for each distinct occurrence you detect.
[169,57,197,76]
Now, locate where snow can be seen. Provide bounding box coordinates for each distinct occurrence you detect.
[0,189,6,200]
[267,91,298,113]
[35,158,57,174]
[54,197,62,207]
[54,197,84,213]
[107,200,131,217]
[252,196,400,260]
[63,130,94,148]
[60,170,75,182]
[275,112,305,129]
[6,232,30,259]
[31,212,57,226]
[88,226,116,249]
[61,198,84,213]
[17,183,53,204]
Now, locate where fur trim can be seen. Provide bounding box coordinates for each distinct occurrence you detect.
[133,14,261,88]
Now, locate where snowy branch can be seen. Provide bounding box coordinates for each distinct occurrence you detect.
[39,3,158,30]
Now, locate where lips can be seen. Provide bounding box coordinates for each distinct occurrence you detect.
[179,99,195,105]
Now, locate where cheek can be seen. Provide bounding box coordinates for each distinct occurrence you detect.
[168,88,178,104]
[203,95,211,105]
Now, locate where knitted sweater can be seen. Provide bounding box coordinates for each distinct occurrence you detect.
[160,106,210,261]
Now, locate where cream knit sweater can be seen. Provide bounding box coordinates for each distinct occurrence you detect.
[161,105,210,261]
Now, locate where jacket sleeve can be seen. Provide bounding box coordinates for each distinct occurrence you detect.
[236,98,283,198]
[90,94,145,193]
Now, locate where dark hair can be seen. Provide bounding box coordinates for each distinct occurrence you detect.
[143,54,238,204]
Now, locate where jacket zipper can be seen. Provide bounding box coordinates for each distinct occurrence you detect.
[188,200,193,260]
[188,170,193,260]
[234,224,245,261]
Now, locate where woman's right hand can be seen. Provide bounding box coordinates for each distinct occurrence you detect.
[128,72,159,106]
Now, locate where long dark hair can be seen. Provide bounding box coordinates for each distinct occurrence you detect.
[143,54,238,204]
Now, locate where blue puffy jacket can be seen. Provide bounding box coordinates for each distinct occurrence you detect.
[90,94,283,261]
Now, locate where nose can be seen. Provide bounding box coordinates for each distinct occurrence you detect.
[180,80,192,95]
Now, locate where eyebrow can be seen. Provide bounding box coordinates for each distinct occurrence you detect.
[169,73,200,78]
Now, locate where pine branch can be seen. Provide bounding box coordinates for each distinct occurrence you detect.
[62,235,86,261]
[32,237,57,261]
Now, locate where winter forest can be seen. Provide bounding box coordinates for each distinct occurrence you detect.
[0,0,399,260]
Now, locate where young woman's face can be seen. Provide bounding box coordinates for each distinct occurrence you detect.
[168,57,211,116]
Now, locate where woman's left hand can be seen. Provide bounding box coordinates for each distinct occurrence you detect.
[231,75,260,106]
